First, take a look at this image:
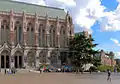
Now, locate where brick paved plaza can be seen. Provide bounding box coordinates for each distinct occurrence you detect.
[0,72,120,84]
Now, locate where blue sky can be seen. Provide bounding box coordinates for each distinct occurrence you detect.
[92,0,120,58]
[15,0,120,59]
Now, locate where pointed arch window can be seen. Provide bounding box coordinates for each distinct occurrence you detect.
[49,25,56,47]
[49,28,52,47]
[38,24,44,47]
[53,29,55,47]
[60,26,66,48]
[26,22,35,46]
[14,21,22,45]
[42,29,45,47]
[1,20,10,44]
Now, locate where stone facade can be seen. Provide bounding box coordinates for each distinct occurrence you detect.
[0,9,74,68]
[96,50,116,66]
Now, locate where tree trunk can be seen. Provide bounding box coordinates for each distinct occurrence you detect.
[78,68,79,74]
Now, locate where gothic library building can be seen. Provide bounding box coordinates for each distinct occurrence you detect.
[0,0,74,69]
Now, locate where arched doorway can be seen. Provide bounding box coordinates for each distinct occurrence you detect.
[14,51,23,68]
[27,51,35,68]
[1,50,10,68]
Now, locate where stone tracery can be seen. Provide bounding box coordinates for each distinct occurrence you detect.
[0,9,73,69]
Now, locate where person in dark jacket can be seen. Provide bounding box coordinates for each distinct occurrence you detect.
[107,69,111,82]
[4,69,6,74]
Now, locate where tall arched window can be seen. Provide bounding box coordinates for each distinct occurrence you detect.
[60,26,66,48]
[38,24,44,47]
[42,28,45,47]
[26,22,35,46]
[14,21,22,45]
[1,20,10,44]
[49,25,55,47]
[49,29,52,47]
[53,29,55,47]
[1,21,5,44]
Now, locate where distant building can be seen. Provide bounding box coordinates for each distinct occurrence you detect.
[75,31,90,38]
[115,59,120,66]
[95,50,116,66]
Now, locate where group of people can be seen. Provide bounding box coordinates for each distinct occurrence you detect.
[4,68,16,75]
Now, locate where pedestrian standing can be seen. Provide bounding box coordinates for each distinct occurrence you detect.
[4,69,6,75]
[107,69,111,82]
[39,68,41,74]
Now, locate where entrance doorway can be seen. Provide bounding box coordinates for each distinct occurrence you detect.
[1,55,10,68]
[6,55,9,68]
[1,55,4,68]
[15,56,18,68]
[19,56,22,68]
[14,56,23,68]
[14,51,23,68]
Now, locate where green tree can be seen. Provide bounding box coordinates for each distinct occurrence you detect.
[69,32,98,72]
[92,56,101,67]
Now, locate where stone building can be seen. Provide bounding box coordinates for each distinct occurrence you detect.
[95,50,116,66]
[0,0,74,69]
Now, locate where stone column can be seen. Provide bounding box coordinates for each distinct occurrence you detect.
[66,13,70,48]
[57,51,61,66]
[0,18,2,47]
[23,32,27,46]
[45,14,50,47]
[10,31,15,47]
[23,50,28,68]
[11,47,15,68]
[66,52,71,65]
[46,50,51,65]
[56,34,60,48]
[56,17,60,48]
[46,34,50,47]
[10,56,14,68]
[10,10,15,48]
[0,54,1,68]
[23,11,27,46]
[35,50,40,68]
[71,24,74,38]
[34,13,39,47]
[35,33,39,47]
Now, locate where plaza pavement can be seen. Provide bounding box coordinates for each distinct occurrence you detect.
[0,71,120,84]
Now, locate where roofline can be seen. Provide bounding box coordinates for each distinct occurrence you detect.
[8,0,65,11]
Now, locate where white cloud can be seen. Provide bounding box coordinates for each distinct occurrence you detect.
[115,52,120,59]
[99,6,120,32]
[117,0,120,3]
[14,0,120,33]
[56,0,76,7]
[14,0,106,33]
[75,0,105,32]
[14,0,46,5]
[110,38,120,46]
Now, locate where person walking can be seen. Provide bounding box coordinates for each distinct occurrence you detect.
[107,69,111,82]
[4,68,6,75]
[39,67,41,74]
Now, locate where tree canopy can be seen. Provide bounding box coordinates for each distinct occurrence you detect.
[69,32,99,70]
